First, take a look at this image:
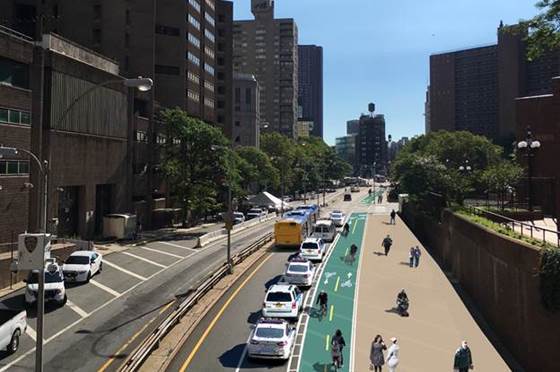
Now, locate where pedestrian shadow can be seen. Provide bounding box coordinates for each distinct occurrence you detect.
[313,362,334,371]
[373,251,385,256]
[399,261,412,266]
[385,307,401,315]
[382,221,393,225]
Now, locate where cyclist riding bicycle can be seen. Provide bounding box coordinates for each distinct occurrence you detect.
[316,291,328,318]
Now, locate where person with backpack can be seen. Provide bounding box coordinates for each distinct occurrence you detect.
[382,235,393,256]
[331,329,347,367]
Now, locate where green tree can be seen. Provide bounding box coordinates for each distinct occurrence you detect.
[160,108,230,225]
[481,161,524,210]
[235,146,279,193]
[523,1,560,60]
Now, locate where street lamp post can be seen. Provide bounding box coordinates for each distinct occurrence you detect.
[212,145,233,274]
[0,76,152,372]
[517,127,541,212]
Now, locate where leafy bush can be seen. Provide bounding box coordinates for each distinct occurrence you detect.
[540,248,560,312]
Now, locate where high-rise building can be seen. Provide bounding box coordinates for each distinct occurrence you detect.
[296,120,313,138]
[335,135,357,168]
[357,108,387,177]
[298,45,323,138]
[346,119,359,135]
[428,22,560,143]
[215,0,234,138]
[233,0,299,138]
[233,72,260,147]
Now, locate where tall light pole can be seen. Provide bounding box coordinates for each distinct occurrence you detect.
[212,145,233,274]
[517,127,541,212]
[0,76,152,372]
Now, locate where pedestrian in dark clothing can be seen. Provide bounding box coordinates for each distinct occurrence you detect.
[316,291,328,319]
[382,235,393,256]
[378,194,383,204]
[370,334,387,371]
[413,246,421,267]
[332,329,346,367]
[409,247,415,268]
[342,222,350,236]
[390,209,396,225]
[453,341,473,372]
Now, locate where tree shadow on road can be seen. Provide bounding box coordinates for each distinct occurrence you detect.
[313,361,335,371]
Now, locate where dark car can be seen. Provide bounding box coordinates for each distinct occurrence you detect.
[343,193,352,201]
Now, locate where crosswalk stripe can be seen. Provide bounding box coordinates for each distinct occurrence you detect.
[102,260,147,281]
[90,279,121,297]
[67,300,89,318]
[122,251,167,268]
[136,246,184,259]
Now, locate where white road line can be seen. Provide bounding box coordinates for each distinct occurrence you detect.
[159,241,198,252]
[67,299,89,318]
[122,251,167,268]
[102,259,147,281]
[234,333,253,372]
[136,246,184,259]
[25,326,37,342]
[90,279,121,297]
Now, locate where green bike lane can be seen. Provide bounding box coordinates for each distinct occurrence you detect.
[361,190,383,205]
[298,212,367,372]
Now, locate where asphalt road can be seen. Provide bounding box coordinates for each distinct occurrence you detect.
[0,218,276,372]
[167,189,369,372]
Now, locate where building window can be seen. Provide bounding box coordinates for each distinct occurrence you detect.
[93,4,102,20]
[218,14,225,22]
[235,88,240,103]
[204,29,215,43]
[156,134,167,145]
[217,57,224,66]
[187,89,200,102]
[204,62,214,76]
[0,160,30,175]
[217,86,225,94]
[155,64,180,75]
[205,46,215,59]
[204,97,214,108]
[187,71,200,83]
[0,107,31,126]
[187,51,200,66]
[126,9,131,25]
[205,12,215,27]
[135,130,147,143]
[188,0,201,12]
[245,88,251,105]
[155,24,180,36]
[204,80,214,92]
[188,14,201,30]
[125,33,130,47]
[235,120,240,127]
[205,0,215,11]
[187,32,200,48]
[217,42,224,52]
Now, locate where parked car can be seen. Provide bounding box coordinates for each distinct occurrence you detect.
[0,307,27,354]
[247,318,296,360]
[350,185,360,193]
[343,192,352,201]
[247,208,266,220]
[26,260,67,307]
[283,256,315,287]
[313,220,337,242]
[233,212,245,224]
[299,238,326,262]
[329,210,345,227]
[262,284,303,319]
[63,250,103,283]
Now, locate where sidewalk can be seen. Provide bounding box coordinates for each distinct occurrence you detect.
[353,214,511,371]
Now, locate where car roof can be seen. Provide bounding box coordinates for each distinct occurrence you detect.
[267,284,295,292]
[257,317,287,325]
[69,250,96,257]
[315,219,333,225]
[331,210,343,214]
[303,237,320,243]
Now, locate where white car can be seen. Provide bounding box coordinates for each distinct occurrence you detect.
[233,212,245,224]
[247,208,266,220]
[262,284,303,319]
[63,251,103,283]
[247,318,296,360]
[299,238,326,262]
[25,261,66,307]
[284,257,315,287]
[329,210,345,227]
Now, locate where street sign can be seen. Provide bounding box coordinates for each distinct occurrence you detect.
[17,233,51,270]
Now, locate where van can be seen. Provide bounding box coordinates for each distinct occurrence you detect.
[313,219,336,242]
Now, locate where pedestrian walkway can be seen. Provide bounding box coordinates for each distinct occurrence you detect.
[298,212,367,372]
[353,214,510,371]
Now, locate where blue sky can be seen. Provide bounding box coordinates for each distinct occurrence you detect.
[232,0,540,145]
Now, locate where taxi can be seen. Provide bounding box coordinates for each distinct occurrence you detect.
[262,284,303,319]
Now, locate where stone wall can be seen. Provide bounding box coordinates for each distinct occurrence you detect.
[401,205,560,372]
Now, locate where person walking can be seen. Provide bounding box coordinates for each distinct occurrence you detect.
[331,329,347,367]
[369,335,387,371]
[408,247,415,267]
[413,245,421,267]
[453,340,474,372]
[386,337,400,372]
[316,291,328,320]
[390,209,396,225]
[378,193,383,204]
[382,235,393,256]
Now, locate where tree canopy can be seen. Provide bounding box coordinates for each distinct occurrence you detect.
[524,0,560,59]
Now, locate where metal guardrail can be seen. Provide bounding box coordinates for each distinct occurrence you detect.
[119,231,274,372]
[467,205,559,248]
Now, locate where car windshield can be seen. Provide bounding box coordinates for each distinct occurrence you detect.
[302,242,318,249]
[28,271,63,284]
[266,292,292,302]
[255,327,284,339]
[66,256,90,265]
[314,226,323,233]
[288,264,308,273]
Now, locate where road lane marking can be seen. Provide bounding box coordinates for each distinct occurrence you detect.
[334,276,340,292]
[159,241,198,252]
[102,259,147,281]
[122,251,167,268]
[179,254,273,372]
[25,326,37,341]
[136,246,184,259]
[325,334,330,351]
[97,300,174,372]
[90,279,121,297]
[234,333,253,372]
[329,305,334,322]
[67,300,89,318]
[352,220,357,234]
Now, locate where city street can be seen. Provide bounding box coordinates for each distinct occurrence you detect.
[0,218,276,371]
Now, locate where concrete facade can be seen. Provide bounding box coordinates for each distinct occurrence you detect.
[298,44,323,138]
[215,0,234,139]
[233,72,260,147]
[357,113,387,176]
[233,0,298,138]
[346,119,359,135]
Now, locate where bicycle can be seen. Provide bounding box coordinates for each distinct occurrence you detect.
[320,302,327,319]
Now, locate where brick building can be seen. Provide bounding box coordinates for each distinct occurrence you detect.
[233,72,260,147]
[357,111,388,177]
[515,77,560,219]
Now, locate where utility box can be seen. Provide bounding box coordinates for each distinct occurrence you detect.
[103,214,137,240]
[398,194,409,213]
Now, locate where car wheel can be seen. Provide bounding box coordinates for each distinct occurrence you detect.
[99,262,103,273]
[8,330,20,354]
[86,271,91,283]
[62,294,67,306]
